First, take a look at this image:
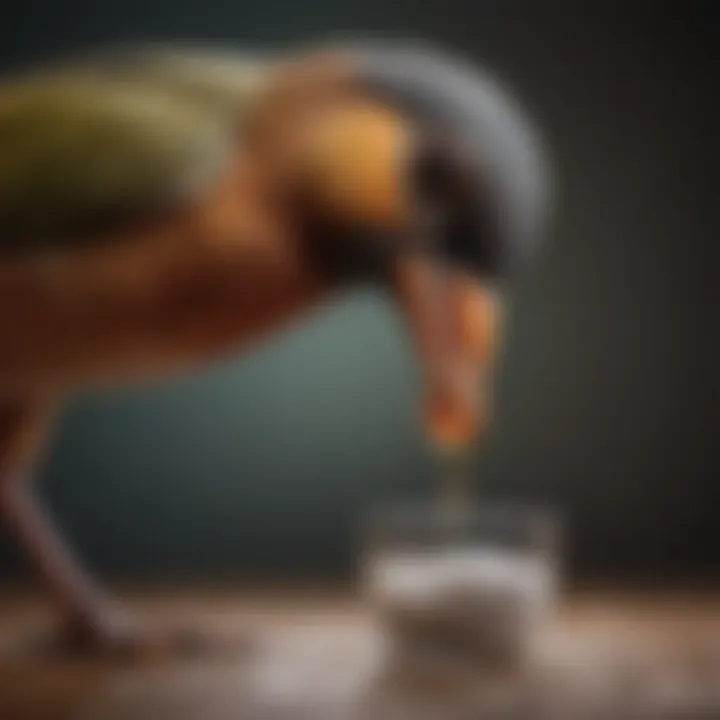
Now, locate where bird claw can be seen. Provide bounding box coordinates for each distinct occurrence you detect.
[35,609,256,664]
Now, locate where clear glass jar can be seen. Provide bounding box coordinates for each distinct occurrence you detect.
[361,502,560,676]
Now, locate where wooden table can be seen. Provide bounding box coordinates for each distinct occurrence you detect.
[1,587,720,719]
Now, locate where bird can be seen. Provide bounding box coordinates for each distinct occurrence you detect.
[0,40,552,657]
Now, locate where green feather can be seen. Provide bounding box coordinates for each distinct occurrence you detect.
[0,46,272,250]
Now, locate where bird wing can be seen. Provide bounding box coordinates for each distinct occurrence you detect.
[0,47,271,252]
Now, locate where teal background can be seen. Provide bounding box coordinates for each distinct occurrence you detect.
[37,291,432,581]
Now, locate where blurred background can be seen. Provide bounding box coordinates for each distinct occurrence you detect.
[0,0,716,589]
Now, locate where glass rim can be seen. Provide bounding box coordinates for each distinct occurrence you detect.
[357,498,564,559]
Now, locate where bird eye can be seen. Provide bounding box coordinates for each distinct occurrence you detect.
[408,135,498,275]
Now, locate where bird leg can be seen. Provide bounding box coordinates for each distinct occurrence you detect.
[0,401,132,654]
[0,402,249,660]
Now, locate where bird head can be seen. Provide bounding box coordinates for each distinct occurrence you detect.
[258,44,552,449]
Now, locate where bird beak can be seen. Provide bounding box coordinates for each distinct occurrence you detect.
[392,252,502,449]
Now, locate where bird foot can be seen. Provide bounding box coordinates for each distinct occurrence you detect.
[37,607,256,664]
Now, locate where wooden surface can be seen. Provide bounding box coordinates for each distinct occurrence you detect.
[1,588,720,719]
